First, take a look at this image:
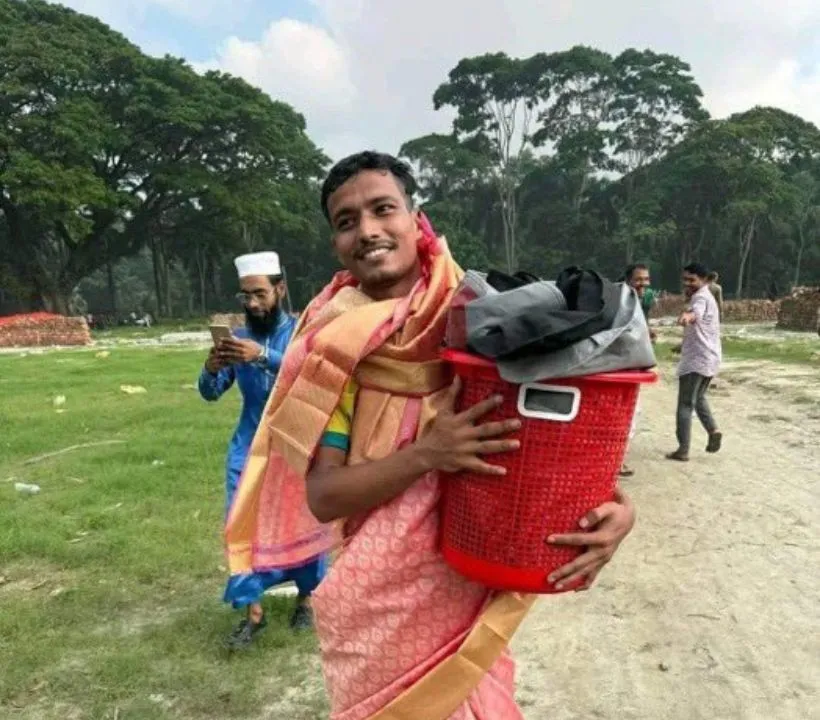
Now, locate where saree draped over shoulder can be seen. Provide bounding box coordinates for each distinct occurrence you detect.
[225,223,536,720]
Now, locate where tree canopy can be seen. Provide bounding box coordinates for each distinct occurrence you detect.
[2,2,819,316]
[0,0,327,314]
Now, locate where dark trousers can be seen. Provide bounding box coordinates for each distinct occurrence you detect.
[676,373,718,452]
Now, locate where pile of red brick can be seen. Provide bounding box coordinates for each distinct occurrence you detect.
[0,313,92,347]
[777,287,820,332]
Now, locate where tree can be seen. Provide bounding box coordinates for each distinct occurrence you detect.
[0,0,326,313]
[608,50,708,262]
[791,169,819,287]
[530,46,616,218]
[720,108,820,296]
[400,133,489,202]
[433,53,540,272]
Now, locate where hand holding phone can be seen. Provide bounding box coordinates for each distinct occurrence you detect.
[209,324,233,347]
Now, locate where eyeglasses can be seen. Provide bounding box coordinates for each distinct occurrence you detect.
[235,290,274,305]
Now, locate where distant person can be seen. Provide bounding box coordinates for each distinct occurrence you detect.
[625,263,658,340]
[707,271,724,319]
[667,263,723,462]
[198,251,326,649]
[621,264,658,477]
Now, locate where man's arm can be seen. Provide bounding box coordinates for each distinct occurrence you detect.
[258,347,285,374]
[306,379,521,523]
[679,294,707,326]
[308,444,437,523]
[198,349,236,402]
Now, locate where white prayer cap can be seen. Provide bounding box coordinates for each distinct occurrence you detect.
[234,251,282,279]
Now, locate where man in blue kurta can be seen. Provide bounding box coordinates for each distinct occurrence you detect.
[199,251,326,650]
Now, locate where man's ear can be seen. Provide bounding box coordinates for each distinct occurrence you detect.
[411,208,423,239]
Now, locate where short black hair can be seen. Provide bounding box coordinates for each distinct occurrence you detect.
[320,151,417,221]
[625,263,649,281]
[683,262,709,279]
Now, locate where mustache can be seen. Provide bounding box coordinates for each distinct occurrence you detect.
[354,239,396,259]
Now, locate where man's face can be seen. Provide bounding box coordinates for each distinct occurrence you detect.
[629,268,651,297]
[682,272,705,298]
[239,276,283,317]
[326,169,422,300]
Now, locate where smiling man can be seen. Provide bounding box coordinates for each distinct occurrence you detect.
[667,262,723,462]
[226,152,636,719]
[199,252,326,649]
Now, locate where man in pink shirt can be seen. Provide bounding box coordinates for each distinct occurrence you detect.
[667,263,723,462]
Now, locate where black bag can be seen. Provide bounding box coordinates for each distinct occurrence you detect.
[467,266,621,360]
[485,269,541,292]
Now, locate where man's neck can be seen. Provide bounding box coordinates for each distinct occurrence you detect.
[361,265,423,302]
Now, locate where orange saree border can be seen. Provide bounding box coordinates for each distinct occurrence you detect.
[370,592,537,720]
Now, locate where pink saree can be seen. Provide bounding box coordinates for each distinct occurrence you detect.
[226,220,535,719]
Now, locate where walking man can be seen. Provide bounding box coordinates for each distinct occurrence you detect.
[199,251,326,649]
[667,262,723,461]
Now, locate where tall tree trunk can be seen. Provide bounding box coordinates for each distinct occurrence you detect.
[37,276,73,315]
[572,166,590,223]
[793,225,806,289]
[149,235,166,318]
[498,179,517,273]
[736,217,756,299]
[160,244,171,317]
[105,238,117,315]
[195,247,207,314]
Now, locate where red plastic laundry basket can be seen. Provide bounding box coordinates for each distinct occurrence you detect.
[440,349,656,594]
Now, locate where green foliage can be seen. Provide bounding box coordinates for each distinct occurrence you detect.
[2,1,819,313]
[0,0,326,315]
[405,46,819,296]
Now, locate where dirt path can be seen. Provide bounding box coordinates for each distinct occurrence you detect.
[512,363,820,720]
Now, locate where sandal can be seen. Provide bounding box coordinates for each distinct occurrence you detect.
[224,614,267,650]
[618,464,635,478]
[665,450,689,462]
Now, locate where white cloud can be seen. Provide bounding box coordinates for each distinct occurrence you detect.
[64,0,820,159]
[200,19,357,152]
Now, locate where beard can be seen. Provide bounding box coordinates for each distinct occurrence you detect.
[245,304,281,336]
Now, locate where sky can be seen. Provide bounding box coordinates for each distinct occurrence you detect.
[57,0,820,161]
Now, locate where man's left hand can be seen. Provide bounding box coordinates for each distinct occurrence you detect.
[678,311,696,327]
[546,487,636,591]
[219,338,263,365]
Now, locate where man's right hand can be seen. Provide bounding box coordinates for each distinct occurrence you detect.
[204,346,226,374]
[415,377,521,476]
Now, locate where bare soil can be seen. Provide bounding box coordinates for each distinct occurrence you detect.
[512,362,820,720]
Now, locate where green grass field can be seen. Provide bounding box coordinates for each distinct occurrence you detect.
[0,348,326,720]
[653,335,819,366]
[1,329,816,718]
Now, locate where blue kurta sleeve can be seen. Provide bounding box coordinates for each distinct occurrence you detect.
[198,365,236,401]
[259,349,284,374]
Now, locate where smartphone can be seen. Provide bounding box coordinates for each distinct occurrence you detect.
[209,324,233,346]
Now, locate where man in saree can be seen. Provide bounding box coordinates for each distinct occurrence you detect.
[226,152,636,719]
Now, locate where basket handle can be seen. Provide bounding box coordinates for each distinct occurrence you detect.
[516,383,581,423]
